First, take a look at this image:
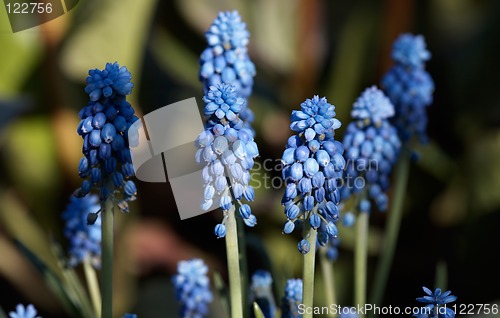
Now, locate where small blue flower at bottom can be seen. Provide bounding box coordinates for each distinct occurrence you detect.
[338,308,360,318]
[414,287,457,318]
[8,304,40,318]
[281,279,303,318]
[250,270,276,318]
[121,314,137,318]
[173,259,213,318]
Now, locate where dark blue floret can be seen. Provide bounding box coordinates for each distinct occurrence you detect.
[414,287,457,318]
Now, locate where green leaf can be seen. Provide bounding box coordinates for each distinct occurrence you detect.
[253,302,266,318]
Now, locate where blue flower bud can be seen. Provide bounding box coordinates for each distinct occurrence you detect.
[112,172,124,187]
[281,148,295,165]
[243,214,257,227]
[243,186,255,201]
[325,201,339,219]
[229,163,244,181]
[314,187,325,203]
[78,157,89,177]
[124,180,137,196]
[80,179,92,196]
[303,158,319,177]
[113,115,127,132]
[283,220,295,234]
[220,195,232,210]
[239,204,251,219]
[201,199,213,211]
[290,163,303,181]
[111,134,125,151]
[233,140,247,159]
[315,150,330,167]
[203,146,216,162]
[224,127,238,142]
[121,163,135,177]
[214,224,226,238]
[204,185,215,201]
[309,214,320,229]
[245,141,259,157]
[303,195,314,211]
[285,204,300,219]
[89,129,102,147]
[91,168,101,184]
[359,199,371,213]
[304,128,316,141]
[214,176,228,193]
[99,143,111,160]
[308,140,320,153]
[298,176,313,192]
[222,150,237,165]
[213,136,229,154]
[92,112,107,129]
[101,123,116,143]
[312,171,325,188]
[298,239,310,254]
[343,212,356,227]
[326,222,338,237]
[294,146,310,162]
[285,183,298,200]
[287,135,302,148]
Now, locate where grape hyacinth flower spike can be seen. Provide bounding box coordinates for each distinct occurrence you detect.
[199,10,256,129]
[8,304,40,318]
[414,287,457,318]
[250,270,276,318]
[281,279,303,318]
[62,195,101,268]
[75,62,139,213]
[342,86,401,212]
[381,33,434,144]
[172,259,213,318]
[195,83,259,237]
[280,95,343,251]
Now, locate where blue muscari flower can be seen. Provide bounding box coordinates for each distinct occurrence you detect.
[121,314,137,318]
[338,308,360,318]
[326,236,340,261]
[172,259,213,318]
[351,86,394,126]
[414,287,457,318]
[250,270,276,318]
[199,11,256,128]
[281,96,344,253]
[196,84,259,238]
[381,34,434,144]
[342,87,401,211]
[8,304,40,318]
[281,279,303,318]
[76,63,138,211]
[62,195,101,268]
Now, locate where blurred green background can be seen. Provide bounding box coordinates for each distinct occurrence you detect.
[1,0,500,317]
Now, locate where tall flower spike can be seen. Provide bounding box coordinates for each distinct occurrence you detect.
[414,287,457,318]
[75,62,138,210]
[62,195,101,268]
[195,84,259,238]
[8,304,40,318]
[381,33,434,144]
[250,270,276,318]
[281,96,344,253]
[172,259,213,318]
[281,279,303,318]
[342,86,401,211]
[199,11,256,128]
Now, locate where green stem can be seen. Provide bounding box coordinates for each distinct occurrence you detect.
[368,152,410,317]
[319,248,337,318]
[355,211,369,318]
[236,215,249,318]
[101,198,114,318]
[302,222,318,318]
[434,260,448,291]
[225,205,243,318]
[84,257,101,317]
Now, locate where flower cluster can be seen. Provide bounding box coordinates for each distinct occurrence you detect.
[381,34,434,144]
[75,63,139,212]
[414,287,457,318]
[62,195,101,268]
[281,279,303,318]
[341,86,401,211]
[172,259,213,318]
[250,270,276,318]
[280,96,344,253]
[199,10,256,127]
[195,84,259,238]
[8,304,40,318]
